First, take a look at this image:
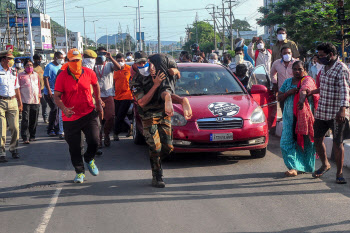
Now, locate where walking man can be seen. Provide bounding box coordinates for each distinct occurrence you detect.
[54,49,103,183]
[94,47,121,147]
[113,53,133,141]
[44,51,64,136]
[310,43,350,184]
[0,50,22,162]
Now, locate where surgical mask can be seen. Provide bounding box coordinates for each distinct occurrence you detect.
[16,63,22,68]
[282,54,292,62]
[57,59,64,65]
[208,59,217,64]
[138,63,150,76]
[98,55,106,63]
[25,67,34,73]
[235,54,244,64]
[119,62,125,67]
[82,58,96,69]
[126,56,133,61]
[277,34,286,41]
[8,59,14,67]
[235,39,244,48]
[257,43,264,50]
[318,55,331,65]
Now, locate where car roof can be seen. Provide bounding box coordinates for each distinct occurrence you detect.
[177,63,225,68]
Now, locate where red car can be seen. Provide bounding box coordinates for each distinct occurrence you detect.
[132,63,277,158]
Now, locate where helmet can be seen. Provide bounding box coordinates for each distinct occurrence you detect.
[191,43,199,52]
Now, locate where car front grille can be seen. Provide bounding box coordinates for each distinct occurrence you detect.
[197,117,243,130]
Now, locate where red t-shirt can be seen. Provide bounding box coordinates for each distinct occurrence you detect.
[55,67,98,121]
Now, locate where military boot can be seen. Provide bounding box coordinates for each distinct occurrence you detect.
[152,169,165,188]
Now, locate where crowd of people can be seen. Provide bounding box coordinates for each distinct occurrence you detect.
[0,25,349,187]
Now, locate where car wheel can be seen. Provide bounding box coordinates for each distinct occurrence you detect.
[133,115,145,145]
[250,148,266,158]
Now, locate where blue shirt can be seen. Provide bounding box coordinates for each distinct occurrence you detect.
[43,62,62,95]
[243,45,255,66]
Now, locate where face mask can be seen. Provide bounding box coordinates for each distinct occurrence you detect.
[257,43,264,50]
[235,39,244,48]
[282,54,292,62]
[82,58,96,69]
[126,56,133,61]
[8,59,14,67]
[119,62,125,67]
[138,63,150,76]
[25,67,34,73]
[318,55,331,65]
[57,59,64,65]
[16,63,22,68]
[98,55,106,63]
[68,60,83,79]
[208,59,217,64]
[235,54,244,64]
[277,34,287,41]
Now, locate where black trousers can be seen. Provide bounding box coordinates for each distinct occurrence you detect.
[21,104,40,141]
[44,94,59,134]
[40,94,48,120]
[63,110,99,174]
[114,99,132,135]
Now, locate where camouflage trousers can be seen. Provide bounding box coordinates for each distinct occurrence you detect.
[142,116,174,171]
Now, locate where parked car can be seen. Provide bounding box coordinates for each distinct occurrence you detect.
[132,63,277,158]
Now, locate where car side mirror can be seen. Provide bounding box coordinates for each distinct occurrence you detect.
[251,84,268,94]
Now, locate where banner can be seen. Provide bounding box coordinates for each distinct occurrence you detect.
[16,0,27,9]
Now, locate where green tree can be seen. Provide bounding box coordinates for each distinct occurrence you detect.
[257,0,347,54]
[231,19,252,31]
[183,21,220,54]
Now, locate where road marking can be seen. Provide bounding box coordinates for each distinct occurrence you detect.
[34,188,62,233]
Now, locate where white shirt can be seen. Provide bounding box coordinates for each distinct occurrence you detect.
[94,62,115,97]
[0,64,20,97]
[248,42,272,74]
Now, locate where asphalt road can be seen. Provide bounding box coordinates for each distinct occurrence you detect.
[1,119,350,233]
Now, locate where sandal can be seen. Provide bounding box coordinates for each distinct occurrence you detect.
[336,176,347,184]
[312,166,331,178]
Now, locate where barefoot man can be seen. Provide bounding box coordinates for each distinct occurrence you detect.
[130,51,192,188]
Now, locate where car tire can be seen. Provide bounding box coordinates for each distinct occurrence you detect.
[133,115,145,145]
[250,148,266,158]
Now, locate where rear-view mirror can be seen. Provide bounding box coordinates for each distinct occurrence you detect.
[251,84,268,94]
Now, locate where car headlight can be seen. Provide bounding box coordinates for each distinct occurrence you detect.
[250,106,265,124]
[171,112,187,126]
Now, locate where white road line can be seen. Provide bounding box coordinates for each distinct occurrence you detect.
[34,188,62,233]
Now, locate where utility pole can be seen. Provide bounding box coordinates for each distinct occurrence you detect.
[92,20,98,49]
[269,0,273,47]
[228,0,233,50]
[76,6,86,49]
[222,2,225,53]
[6,8,10,45]
[210,6,217,51]
[195,12,199,44]
[22,16,26,52]
[138,0,142,51]
[157,0,161,53]
[25,0,34,61]
[126,25,131,52]
[15,12,19,49]
[63,0,68,53]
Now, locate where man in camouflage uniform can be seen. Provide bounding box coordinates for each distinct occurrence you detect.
[130,51,173,188]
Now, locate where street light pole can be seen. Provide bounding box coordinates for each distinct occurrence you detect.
[157,0,161,53]
[25,0,34,61]
[76,6,86,49]
[63,0,68,53]
[91,20,98,49]
[138,0,142,51]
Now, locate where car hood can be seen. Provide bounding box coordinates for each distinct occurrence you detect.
[174,94,259,122]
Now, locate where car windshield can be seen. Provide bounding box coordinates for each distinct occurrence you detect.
[176,66,244,96]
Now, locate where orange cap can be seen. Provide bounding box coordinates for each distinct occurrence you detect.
[67,48,82,61]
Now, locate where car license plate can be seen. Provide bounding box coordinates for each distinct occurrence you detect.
[210,133,233,141]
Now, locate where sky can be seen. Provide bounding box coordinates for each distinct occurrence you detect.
[43,0,263,42]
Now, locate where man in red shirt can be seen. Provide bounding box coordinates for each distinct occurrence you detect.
[113,53,133,141]
[54,48,103,183]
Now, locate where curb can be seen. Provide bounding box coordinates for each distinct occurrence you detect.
[274,121,350,167]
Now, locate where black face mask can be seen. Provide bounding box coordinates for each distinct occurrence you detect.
[318,55,331,65]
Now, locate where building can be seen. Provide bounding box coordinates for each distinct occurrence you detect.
[0,13,52,52]
[55,32,83,54]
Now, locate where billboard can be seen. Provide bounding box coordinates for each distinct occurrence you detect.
[16,0,26,9]
[9,17,41,27]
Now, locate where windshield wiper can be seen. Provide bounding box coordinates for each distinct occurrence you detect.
[222,91,244,95]
[190,93,208,96]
